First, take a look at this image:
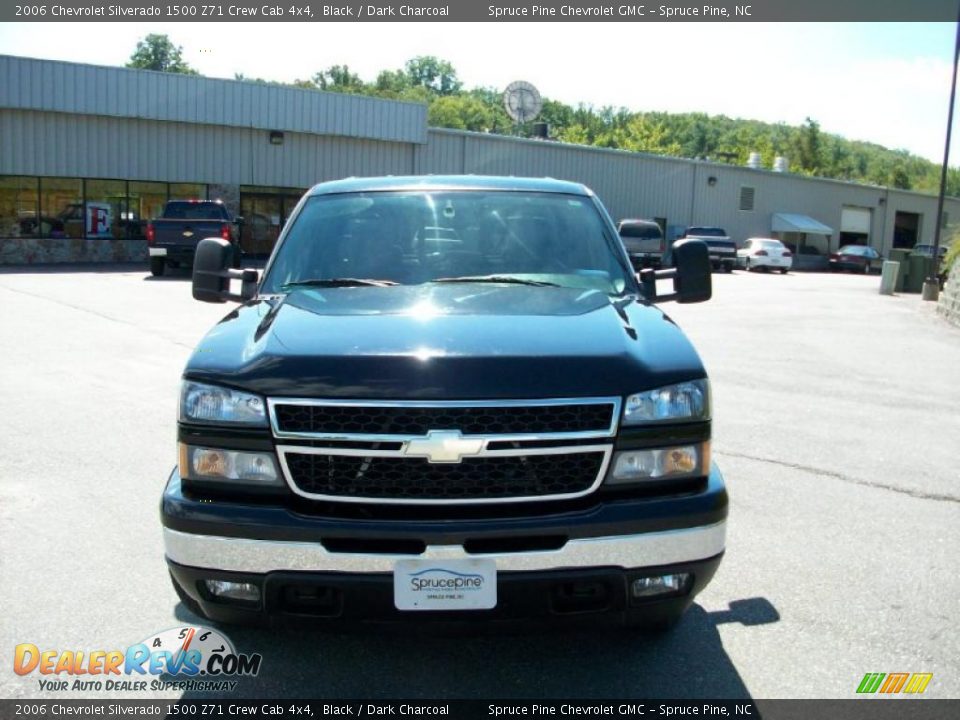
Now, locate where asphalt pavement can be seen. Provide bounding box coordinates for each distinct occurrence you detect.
[1,265,958,700]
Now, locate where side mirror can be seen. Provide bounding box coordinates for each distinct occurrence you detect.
[638,239,712,304]
[672,239,712,303]
[192,237,258,303]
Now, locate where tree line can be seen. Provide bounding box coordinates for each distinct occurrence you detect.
[127,34,960,195]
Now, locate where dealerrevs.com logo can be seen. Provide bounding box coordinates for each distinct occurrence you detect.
[13,626,262,693]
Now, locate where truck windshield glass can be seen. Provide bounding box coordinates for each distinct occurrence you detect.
[620,224,661,239]
[261,191,631,295]
[163,202,226,220]
[687,227,726,237]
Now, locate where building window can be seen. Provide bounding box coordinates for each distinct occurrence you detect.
[739,186,756,212]
[40,177,83,239]
[84,179,127,239]
[128,181,168,239]
[0,176,40,238]
[169,183,207,201]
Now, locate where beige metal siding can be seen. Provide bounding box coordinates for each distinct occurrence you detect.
[0,54,427,144]
[420,130,696,224]
[0,109,413,187]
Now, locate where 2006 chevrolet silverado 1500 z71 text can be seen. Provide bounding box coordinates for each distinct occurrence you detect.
[162,176,727,631]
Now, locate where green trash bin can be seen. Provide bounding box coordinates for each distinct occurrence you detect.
[905,254,933,293]
[889,249,911,292]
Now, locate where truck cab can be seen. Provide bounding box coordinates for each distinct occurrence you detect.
[162,176,726,631]
[146,200,240,277]
[617,218,666,270]
[683,226,737,273]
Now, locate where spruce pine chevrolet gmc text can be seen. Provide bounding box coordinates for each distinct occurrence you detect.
[161,176,727,630]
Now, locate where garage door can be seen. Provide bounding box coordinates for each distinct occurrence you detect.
[841,207,872,235]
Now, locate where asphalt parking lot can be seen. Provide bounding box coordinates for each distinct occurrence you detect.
[1,265,958,700]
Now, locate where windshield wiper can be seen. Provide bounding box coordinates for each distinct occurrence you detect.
[282,278,399,289]
[432,275,560,287]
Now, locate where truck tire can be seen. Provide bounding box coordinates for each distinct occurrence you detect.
[149,258,166,277]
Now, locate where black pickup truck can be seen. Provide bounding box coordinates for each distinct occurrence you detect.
[147,200,239,277]
[683,226,737,273]
[162,176,727,631]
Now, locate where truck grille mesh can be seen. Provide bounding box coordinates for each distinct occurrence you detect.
[283,451,606,502]
[273,403,615,437]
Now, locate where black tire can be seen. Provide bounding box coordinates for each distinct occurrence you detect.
[863,263,870,275]
[231,243,242,269]
[780,268,788,274]
[149,258,166,277]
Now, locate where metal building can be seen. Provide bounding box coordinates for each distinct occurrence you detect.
[1,54,956,265]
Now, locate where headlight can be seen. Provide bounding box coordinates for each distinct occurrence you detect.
[179,381,267,426]
[622,379,709,425]
[606,442,710,485]
[179,444,281,485]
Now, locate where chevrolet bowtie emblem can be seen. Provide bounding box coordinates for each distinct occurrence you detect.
[403,430,485,463]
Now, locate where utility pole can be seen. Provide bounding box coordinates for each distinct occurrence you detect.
[924,7,960,301]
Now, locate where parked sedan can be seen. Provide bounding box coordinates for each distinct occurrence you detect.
[737,238,793,273]
[829,245,883,274]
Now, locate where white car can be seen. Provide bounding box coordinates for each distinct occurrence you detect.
[738,238,793,273]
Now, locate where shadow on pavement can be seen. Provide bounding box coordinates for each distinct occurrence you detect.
[143,258,267,282]
[0,262,146,275]
[176,597,779,700]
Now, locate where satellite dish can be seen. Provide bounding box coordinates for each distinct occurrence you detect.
[503,81,542,124]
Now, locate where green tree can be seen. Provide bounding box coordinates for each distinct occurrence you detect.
[428,95,497,132]
[312,65,365,93]
[405,56,462,95]
[792,117,823,174]
[127,34,197,74]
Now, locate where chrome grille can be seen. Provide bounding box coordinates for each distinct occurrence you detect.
[269,397,620,505]
[279,447,610,504]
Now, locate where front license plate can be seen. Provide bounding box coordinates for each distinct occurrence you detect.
[394,558,497,611]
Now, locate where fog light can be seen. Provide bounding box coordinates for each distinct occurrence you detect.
[630,573,690,599]
[607,442,708,484]
[179,444,281,485]
[203,580,261,604]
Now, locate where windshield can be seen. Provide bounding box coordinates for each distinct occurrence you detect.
[686,227,727,237]
[619,223,662,239]
[261,191,631,295]
[162,202,227,220]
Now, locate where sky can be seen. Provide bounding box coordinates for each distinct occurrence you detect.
[0,22,957,164]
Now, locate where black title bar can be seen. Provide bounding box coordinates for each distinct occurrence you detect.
[2,700,960,720]
[2,0,958,22]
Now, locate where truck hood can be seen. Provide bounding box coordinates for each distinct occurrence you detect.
[184,284,706,398]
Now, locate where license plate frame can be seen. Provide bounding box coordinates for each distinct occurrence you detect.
[393,558,497,611]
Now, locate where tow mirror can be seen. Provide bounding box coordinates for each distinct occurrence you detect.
[192,238,258,303]
[638,239,711,304]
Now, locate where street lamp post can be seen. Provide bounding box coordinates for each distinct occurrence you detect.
[924,8,960,301]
